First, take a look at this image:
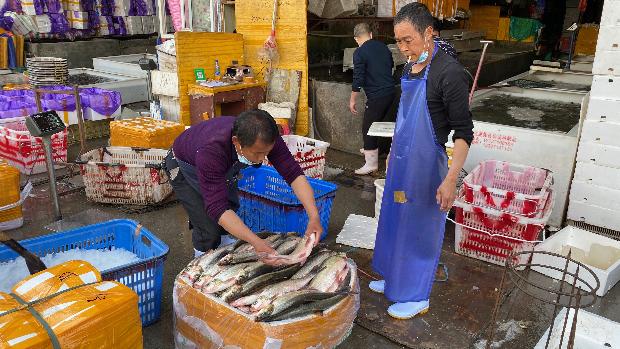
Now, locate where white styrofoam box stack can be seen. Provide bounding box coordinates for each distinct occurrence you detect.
[594,0,620,76]
[151,70,179,97]
[576,142,620,168]
[585,97,620,123]
[590,75,620,99]
[124,16,143,35]
[258,102,295,119]
[532,225,620,296]
[156,40,177,72]
[66,11,89,29]
[570,180,620,213]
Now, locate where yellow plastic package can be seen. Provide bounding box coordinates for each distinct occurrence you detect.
[0,261,143,349]
[173,259,360,349]
[0,161,23,230]
[109,117,185,149]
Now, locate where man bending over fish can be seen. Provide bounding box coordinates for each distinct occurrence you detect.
[163,110,322,264]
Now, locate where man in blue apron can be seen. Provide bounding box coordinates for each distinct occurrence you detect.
[371,3,474,319]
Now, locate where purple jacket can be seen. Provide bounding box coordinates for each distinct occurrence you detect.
[172,116,304,222]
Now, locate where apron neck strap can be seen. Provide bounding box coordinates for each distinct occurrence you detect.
[422,42,439,80]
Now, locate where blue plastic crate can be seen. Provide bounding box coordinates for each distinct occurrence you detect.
[0,219,169,327]
[238,166,337,239]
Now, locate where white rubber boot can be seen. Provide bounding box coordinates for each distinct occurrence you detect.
[355,149,379,175]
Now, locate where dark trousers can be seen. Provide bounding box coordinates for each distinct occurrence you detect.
[363,93,396,150]
[164,151,225,252]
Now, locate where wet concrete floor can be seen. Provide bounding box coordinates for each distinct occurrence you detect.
[7,144,620,349]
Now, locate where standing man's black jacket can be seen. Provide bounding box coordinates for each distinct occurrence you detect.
[352,39,395,100]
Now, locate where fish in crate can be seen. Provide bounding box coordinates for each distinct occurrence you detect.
[173,232,359,349]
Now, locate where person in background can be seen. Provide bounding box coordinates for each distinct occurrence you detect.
[349,22,396,175]
[164,110,321,262]
[370,3,474,319]
[432,17,458,60]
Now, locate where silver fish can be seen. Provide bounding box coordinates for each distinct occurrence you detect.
[249,273,316,311]
[254,290,340,322]
[308,256,348,292]
[275,236,301,255]
[291,251,338,279]
[190,243,235,269]
[326,264,350,292]
[220,235,291,265]
[203,262,271,294]
[265,293,348,322]
[287,233,316,264]
[220,264,301,303]
[179,265,203,283]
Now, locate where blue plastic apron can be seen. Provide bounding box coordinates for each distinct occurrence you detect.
[372,45,448,303]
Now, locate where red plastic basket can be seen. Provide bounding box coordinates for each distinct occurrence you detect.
[453,189,554,266]
[0,117,67,175]
[462,160,553,217]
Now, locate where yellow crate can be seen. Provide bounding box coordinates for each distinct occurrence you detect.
[110,117,185,149]
[0,160,23,225]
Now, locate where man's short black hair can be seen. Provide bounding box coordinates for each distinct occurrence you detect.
[394,3,434,35]
[233,109,279,147]
[432,17,442,32]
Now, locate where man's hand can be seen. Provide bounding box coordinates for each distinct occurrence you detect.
[349,98,358,114]
[349,92,359,115]
[304,215,322,247]
[251,238,283,266]
[436,177,457,212]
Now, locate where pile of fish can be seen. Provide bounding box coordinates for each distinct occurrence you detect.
[178,232,355,322]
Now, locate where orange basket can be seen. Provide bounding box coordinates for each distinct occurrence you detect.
[0,160,23,229]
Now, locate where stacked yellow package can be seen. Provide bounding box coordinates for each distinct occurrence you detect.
[109,117,185,149]
[0,261,143,349]
[0,160,23,230]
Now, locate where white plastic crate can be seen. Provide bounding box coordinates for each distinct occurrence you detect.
[281,135,330,179]
[570,180,620,212]
[590,75,620,99]
[568,200,620,232]
[579,119,620,148]
[585,97,620,123]
[77,146,172,205]
[576,141,620,169]
[592,51,620,76]
[453,191,554,266]
[462,160,553,217]
[573,161,620,190]
[532,225,620,296]
[0,117,67,175]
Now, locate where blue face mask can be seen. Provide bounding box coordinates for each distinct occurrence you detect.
[237,150,262,167]
[416,50,429,64]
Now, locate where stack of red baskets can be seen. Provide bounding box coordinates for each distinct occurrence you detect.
[453,160,554,266]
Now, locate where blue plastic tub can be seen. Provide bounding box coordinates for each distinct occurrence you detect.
[0,219,169,327]
[238,166,337,239]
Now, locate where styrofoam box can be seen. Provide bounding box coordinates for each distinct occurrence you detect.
[532,225,620,296]
[576,141,620,168]
[258,102,294,119]
[586,97,620,123]
[375,179,385,219]
[570,180,620,212]
[84,105,121,121]
[158,95,180,123]
[601,1,620,27]
[535,309,620,348]
[151,70,179,97]
[573,161,620,190]
[595,27,620,52]
[579,119,620,148]
[568,200,620,232]
[592,51,620,76]
[590,75,620,99]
